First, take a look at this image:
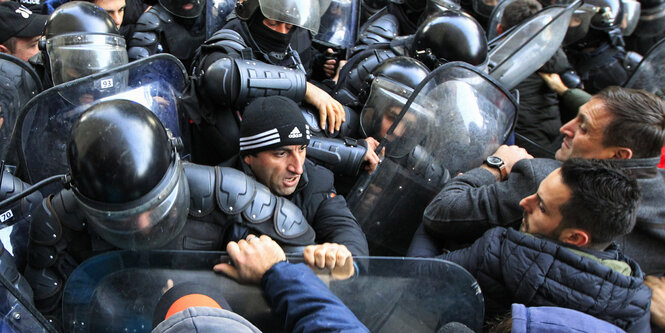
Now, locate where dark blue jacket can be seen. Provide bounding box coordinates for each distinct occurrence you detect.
[432,227,651,332]
[262,262,369,333]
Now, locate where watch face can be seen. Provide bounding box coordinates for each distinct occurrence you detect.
[487,155,502,166]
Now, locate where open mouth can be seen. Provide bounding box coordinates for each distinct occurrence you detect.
[283,175,299,187]
[182,3,194,10]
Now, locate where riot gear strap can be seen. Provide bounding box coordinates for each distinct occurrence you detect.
[307,137,368,176]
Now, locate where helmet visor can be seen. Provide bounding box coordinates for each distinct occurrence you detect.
[47,34,128,86]
[258,0,322,33]
[78,157,190,250]
[360,77,414,140]
[620,0,640,35]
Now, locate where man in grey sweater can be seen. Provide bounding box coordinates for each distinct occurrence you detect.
[422,86,665,277]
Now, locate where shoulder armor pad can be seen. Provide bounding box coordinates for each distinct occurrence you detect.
[184,163,216,217]
[135,9,164,33]
[215,167,256,215]
[348,49,396,94]
[273,197,312,240]
[242,181,276,223]
[49,190,85,231]
[204,29,248,55]
[27,245,57,269]
[359,14,399,45]
[23,266,62,302]
[29,197,61,246]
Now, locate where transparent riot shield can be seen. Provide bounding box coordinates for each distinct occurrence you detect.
[488,0,581,90]
[62,250,484,332]
[624,38,665,97]
[314,0,360,51]
[347,62,517,256]
[0,54,43,161]
[206,0,237,38]
[10,54,188,185]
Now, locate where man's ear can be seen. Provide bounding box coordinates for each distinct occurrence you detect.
[496,23,504,35]
[559,228,590,247]
[0,45,10,55]
[243,155,252,165]
[612,147,633,160]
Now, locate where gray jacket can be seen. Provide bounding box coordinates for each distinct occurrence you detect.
[424,156,665,275]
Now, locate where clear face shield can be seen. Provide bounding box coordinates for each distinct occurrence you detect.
[47,34,128,86]
[360,77,414,140]
[74,154,190,250]
[620,0,640,35]
[257,0,323,33]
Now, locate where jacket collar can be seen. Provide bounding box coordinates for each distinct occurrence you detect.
[609,156,661,179]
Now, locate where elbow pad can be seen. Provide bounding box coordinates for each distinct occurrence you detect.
[0,171,42,228]
[307,137,367,176]
[201,57,307,108]
[559,70,583,89]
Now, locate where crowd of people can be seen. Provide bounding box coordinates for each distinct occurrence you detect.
[1,0,665,331]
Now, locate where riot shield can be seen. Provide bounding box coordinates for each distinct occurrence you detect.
[0,54,43,160]
[347,62,517,256]
[314,0,360,51]
[62,250,484,332]
[11,54,188,185]
[488,0,581,90]
[624,37,665,97]
[206,0,237,38]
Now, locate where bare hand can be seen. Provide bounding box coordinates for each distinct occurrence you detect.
[362,137,383,174]
[305,82,345,133]
[539,73,568,95]
[303,243,355,280]
[645,275,665,328]
[214,234,286,285]
[484,145,533,176]
[323,48,337,78]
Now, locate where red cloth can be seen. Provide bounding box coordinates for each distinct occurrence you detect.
[660,146,665,169]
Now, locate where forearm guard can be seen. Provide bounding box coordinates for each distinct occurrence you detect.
[307,137,368,176]
[201,57,307,109]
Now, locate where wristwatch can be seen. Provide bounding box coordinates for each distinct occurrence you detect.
[485,155,508,181]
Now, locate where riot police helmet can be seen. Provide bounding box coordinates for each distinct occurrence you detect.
[44,1,127,86]
[68,99,189,250]
[158,0,205,19]
[633,0,665,37]
[411,11,488,68]
[587,0,623,30]
[235,0,324,33]
[360,57,430,138]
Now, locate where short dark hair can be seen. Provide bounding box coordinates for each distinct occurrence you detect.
[500,0,542,30]
[1,37,17,53]
[596,86,665,158]
[558,159,641,246]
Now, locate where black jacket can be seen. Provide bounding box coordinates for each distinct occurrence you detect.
[431,227,651,332]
